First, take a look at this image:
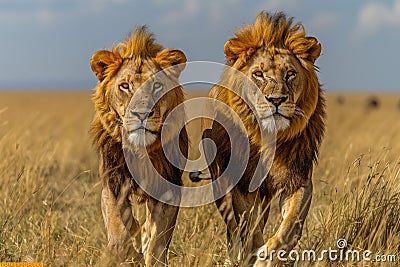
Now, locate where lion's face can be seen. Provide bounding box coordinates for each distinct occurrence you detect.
[91,45,186,149]
[221,13,322,139]
[245,48,306,132]
[113,58,168,147]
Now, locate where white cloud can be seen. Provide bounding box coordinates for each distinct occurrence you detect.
[354,0,400,39]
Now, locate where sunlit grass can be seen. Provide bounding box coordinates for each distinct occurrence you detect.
[0,92,399,266]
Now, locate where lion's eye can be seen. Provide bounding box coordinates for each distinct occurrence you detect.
[119,82,130,93]
[252,71,264,79]
[153,82,163,90]
[286,70,297,80]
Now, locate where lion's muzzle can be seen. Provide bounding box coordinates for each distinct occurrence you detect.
[130,110,155,122]
[265,95,288,108]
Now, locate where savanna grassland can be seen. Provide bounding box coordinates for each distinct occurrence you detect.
[0,91,399,266]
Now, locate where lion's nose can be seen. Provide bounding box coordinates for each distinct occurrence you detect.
[130,110,154,121]
[265,95,288,107]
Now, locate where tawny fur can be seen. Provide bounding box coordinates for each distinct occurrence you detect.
[202,12,326,266]
[91,27,187,197]
[90,26,188,266]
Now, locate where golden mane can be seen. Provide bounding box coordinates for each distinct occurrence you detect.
[91,27,166,149]
[90,27,188,266]
[116,26,163,59]
[191,12,326,265]
[90,26,187,196]
[93,26,164,84]
[215,12,324,143]
[224,12,321,70]
[203,11,325,192]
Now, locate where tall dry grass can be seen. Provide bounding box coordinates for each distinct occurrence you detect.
[0,93,103,266]
[0,92,399,266]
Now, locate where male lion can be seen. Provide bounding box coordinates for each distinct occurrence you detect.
[90,27,188,266]
[191,12,325,266]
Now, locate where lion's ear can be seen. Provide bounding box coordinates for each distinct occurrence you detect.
[224,39,240,61]
[224,38,255,64]
[308,38,321,63]
[299,37,321,64]
[155,49,187,76]
[90,50,120,81]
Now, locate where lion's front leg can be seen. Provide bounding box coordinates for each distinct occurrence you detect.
[229,187,264,265]
[101,179,144,265]
[144,199,179,267]
[215,192,241,264]
[254,179,313,267]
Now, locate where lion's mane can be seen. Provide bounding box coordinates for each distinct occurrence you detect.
[91,27,187,197]
[210,12,326,193]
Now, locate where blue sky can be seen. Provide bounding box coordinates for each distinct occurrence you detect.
[1,0,399,91]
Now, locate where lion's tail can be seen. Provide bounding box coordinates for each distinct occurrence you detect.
[189,170,212,182]
[189,127,215,183]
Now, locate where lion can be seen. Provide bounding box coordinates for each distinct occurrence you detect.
[90,26,188,266]
[190,12,325,266]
